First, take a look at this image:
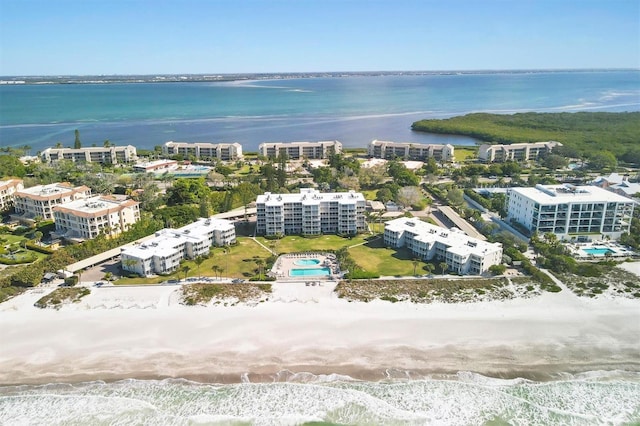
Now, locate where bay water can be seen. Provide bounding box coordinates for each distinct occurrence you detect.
[1,71,639,153]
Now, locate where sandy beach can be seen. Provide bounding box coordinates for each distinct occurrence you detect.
[1,272,639,386]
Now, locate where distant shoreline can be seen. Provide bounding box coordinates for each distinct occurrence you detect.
[1,68,637,86]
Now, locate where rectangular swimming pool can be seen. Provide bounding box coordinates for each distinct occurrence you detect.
[290,267,331,277]
[582,247,615,255]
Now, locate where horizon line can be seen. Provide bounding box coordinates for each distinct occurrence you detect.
[2,68,639,79]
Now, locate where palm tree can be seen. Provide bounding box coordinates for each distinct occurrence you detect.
[439,262,448,276]
[412,258,420,276]
[212,265,222,280]
[255,258,265,280]
[423,263,435,276]
[194,256,205,278]
[181,264,191,281]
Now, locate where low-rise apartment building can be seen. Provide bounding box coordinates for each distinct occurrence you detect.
[120,217,236,276]
[478,141,562,162]
[162,141,243,160]
[52,195,140,241]
[368,140,455,162]
[258,141,342,159]
[256,188,366,236]
[0,179,24,211]
[506,184,635,241]
[132,159,178,173]
[383,217,503,275]
[41,146,138,164]
[13,183,91,220]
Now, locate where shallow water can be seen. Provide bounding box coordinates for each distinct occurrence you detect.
[1,371,638,425]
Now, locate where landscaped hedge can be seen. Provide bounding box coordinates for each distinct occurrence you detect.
[25,242,55,254]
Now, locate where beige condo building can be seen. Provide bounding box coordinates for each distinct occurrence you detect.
[258,141,342,159]
[162,141,243,160]
[0,179,24,211]
[53,195,140,241]
[478,141,562,162]
[13,183,92,221]
[41,145,138,164]
[367,140,455,162]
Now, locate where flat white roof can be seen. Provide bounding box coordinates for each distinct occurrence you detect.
[510,184,633,204]
[18,183,79,196]
[257,189,365,206]
[385,217,501,257]
[53,195,136,215]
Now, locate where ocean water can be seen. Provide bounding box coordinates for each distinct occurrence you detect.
[1,371,639,425]
[1,71,639,153]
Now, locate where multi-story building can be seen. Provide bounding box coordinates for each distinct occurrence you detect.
[478,141,562,162]
[256,188,366,236]
[162,141,243,160]
[13,183,91,221]
[120,217,236,276]
[52,195,140,241]
[383,217,503,275]
[0,179,24,211]
[258,141,342,160]
[506,184,635,241]
[367,140,455,162]
[41,146,138,164]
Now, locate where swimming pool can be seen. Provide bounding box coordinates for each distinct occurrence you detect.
[290,267,331,277]
[582,247,615,255]
[294,259,321,266]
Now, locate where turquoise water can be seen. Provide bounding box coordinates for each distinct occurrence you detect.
[294,259,321,266]
[583,248,615,255]
[290,267,331,277]
[1,372,638,425]
[1,71,638,151]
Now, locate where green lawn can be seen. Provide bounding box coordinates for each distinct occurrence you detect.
[348,237,434,276]
[454,147,478,162]
[115,237,272,285]
[255,234,369,254]
[360,189,377,200]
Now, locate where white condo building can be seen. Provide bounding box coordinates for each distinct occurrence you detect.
[478,141,562,162]
[13,183,92,221]
[120,217,237,276]
[41,146,138,164]
[52,195,140,241]
[0,179,24,211]
[383,217,503,275]
[256,188,366,236]
[258,141,342,159]
[506,184,635,241]
[368,140,455,162]
[162,141,243,160]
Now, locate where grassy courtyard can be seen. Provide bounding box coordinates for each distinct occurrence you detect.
[115,237,272,285]
[255,234,369,254]
[348,237,434,277]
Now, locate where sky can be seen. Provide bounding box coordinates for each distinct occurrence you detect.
[0,0,638,76]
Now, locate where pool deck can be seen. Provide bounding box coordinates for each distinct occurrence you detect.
[270,252,342,281]
[570,241,637,259]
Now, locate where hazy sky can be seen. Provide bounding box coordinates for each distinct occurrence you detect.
[1,0,638,75]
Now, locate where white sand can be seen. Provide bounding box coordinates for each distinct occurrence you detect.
[0,279,639,384]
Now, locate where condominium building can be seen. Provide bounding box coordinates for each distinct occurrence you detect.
[120,217,236,276]
[258,141,342,160]
[41,145,138,164]
[256,188,366,236]
[13,183,91,220]
[52,195,140,241]
[506,184,635,241]
[383,217,503,275]
[162,141,243,160]
[368,140,455,162]
[478,141,562,162]
[0,179,24,211]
